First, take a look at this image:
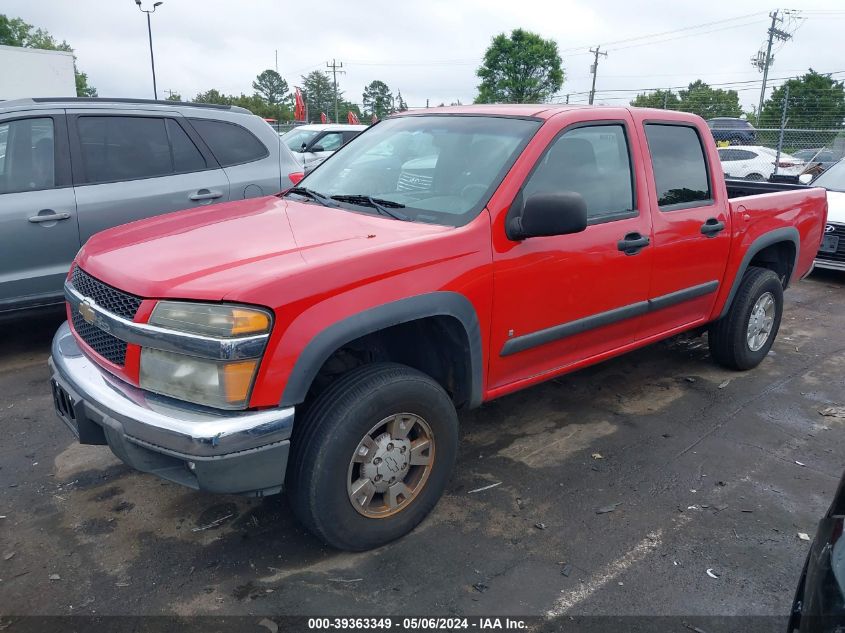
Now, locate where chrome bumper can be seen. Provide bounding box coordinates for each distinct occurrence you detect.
[814,257,845,272]
[49,322,293,495]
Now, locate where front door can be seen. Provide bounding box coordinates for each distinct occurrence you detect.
[489,115,654,390]
[0,112,79,310]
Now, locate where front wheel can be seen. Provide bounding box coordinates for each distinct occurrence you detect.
[287,363,459,551]
[708,267,784,370]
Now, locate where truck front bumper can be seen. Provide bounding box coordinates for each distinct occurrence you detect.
[49,322,294,496]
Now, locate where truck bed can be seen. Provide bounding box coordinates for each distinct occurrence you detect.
[725,178,809,199]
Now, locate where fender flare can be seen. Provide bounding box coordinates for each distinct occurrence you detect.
[280,291,484,408]
[719,226,800,319]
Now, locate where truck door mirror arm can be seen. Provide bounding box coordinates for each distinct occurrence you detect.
[506,191,589,241]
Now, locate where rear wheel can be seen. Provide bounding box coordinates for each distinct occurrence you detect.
[745,172,765,181]
[708,267,783,370]
[287,362,459,551]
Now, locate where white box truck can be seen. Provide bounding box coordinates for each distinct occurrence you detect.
[0,45,76,100]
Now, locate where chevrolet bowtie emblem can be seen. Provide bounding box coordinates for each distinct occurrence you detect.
[78,300,96,325]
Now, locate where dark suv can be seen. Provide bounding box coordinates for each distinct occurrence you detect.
[707,117,757,145]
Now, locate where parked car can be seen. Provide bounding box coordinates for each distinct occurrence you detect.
[789,467,845,632]
[50,105,827,551]
[718,145,805,181]
[281,123,367,170]
[0,97,303,314]
[807,158,845,271]
[707,117,757,145]
[794,148,843,180]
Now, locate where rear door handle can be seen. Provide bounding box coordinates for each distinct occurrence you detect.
[28,210,71,223]
[617,232,650,255]
[189,189,223,201]
[701,218,726,237]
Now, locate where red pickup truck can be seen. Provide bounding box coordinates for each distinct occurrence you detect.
[49,105,827,551]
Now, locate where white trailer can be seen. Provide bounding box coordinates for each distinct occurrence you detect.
[0,45,76,100]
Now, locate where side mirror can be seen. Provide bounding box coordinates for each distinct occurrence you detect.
[798,173,813,185]
[299,142,308,153]
[507,192,588,241]
[310,145,326,153]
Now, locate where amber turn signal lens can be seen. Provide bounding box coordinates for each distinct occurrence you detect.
[231,309,271,336]
[222,360,259,404]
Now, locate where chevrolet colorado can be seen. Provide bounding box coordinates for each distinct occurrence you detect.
[49,105,828,551]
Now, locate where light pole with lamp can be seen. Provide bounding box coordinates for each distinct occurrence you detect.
[135,0,162,99]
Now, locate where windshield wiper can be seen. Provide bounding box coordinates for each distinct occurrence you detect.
[285,186,338,207]
[330,194,410,221]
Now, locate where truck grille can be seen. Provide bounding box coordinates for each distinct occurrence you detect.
[818,223,845,263]
[69,267,143,366]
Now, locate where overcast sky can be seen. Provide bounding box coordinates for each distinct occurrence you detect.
[4,0,845,111]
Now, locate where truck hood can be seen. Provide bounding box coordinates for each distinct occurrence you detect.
[827,190,845,225]
[76,195,452,302]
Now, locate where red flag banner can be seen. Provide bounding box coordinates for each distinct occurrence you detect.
[294,88,306,122]
[320,112,328,124]
[347,111,360,125]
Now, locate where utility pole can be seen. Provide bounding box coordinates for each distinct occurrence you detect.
[164,88,178,100]
[275,49,278,73]
[565,94,570,104]
[752,10,792,120]
[588,46,607,105]
[326,59,345,123]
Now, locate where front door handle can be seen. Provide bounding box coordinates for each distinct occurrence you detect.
[701,218,726,237]
[617,232,650,255]
[28,210,71,223]
[189,189,223,202]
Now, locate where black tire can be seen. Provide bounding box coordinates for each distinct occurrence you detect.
[286,362,459,551]
[708,267,784,370]
[745,173,765,181]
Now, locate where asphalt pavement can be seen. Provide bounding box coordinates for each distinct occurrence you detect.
[1,271,844,621]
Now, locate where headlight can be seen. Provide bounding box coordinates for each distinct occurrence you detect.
[148,301,271,337]
[140,302,271,409]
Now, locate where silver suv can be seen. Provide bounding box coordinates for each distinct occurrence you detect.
[0,98,303,314]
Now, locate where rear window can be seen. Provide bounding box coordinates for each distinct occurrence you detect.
[644,124,712,210]
[189,119,268,167]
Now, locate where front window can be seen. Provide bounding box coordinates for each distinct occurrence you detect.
[293,115,540,226]
[282,128,319,152]
[814,159,845,192]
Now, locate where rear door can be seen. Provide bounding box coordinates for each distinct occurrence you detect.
[634,118,731,338]
[489,112,654,389]
[187,117,282,198]
[0,111,79,310]
[68,111,231,242]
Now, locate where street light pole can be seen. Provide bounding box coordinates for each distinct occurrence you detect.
[135,0,163,100]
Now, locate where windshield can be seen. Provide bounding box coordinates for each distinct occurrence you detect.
[813,159,845,192]
[281,128,319,151]
[295,115,541,226]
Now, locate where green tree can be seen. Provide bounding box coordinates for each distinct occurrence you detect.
[676,80,741,119]
[759,69,845,130]
[193,89,230,105]
[362,80,393,118]
[165,92,182,101]
[475,29,563,103]
[631,89,680,110]
[395,90,408,112]
[302,70,335,122]
[0,14,96,96]
[339,100,363,122]
[252,69,289,105]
